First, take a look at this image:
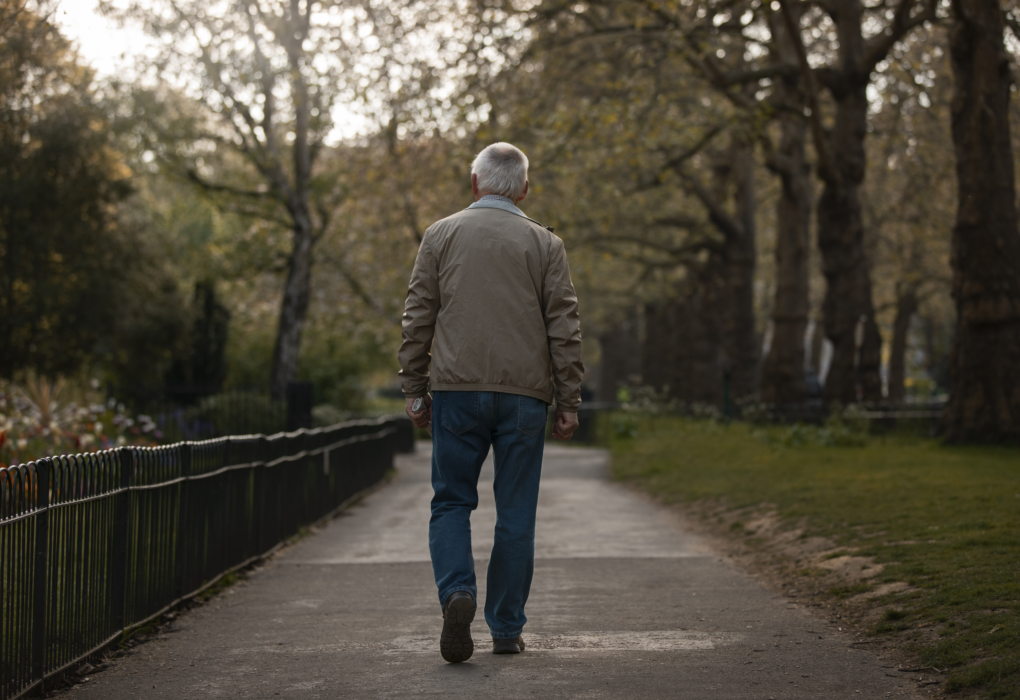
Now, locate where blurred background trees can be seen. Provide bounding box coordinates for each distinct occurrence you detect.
[1,0,136,377]
[2,0,1020,441]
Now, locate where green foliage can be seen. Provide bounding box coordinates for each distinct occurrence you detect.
[297,328,383,413]
[223,322,275,390]
[0,3,141,378]
[611,415,1020,698]
[169,391,285,441]
[100,271,190,387]
[753,405,871,448]
[224,320,390,413]
[163,280,230,388]
[612,414,639,439]
[311,404,352,428]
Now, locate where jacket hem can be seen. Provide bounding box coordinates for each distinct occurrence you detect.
[430,383,553,405]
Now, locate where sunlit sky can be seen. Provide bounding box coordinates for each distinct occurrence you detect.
[54,0,154,78]
[52,0,370,139]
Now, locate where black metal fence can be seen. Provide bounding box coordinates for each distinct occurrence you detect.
[0,416,413,700]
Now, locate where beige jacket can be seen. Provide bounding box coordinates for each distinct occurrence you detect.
[398,206,584,410]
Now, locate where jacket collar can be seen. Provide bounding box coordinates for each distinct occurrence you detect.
[466,197,555,233]
[467,196,528,219]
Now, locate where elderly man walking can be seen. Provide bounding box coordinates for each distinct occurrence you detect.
[398,142,584,663]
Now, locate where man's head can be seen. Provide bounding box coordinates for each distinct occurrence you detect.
[471,142,529,203]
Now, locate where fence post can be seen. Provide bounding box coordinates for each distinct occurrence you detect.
[285,382,313,431]
[112,449,133,633]
[220,438,230,573]
[253,437,267,555]
[174,443,192,601]
[31,458,51,689]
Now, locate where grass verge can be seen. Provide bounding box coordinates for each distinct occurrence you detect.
[609,414,1020,699]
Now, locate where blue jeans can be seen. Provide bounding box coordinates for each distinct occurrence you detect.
[429,390,548,640]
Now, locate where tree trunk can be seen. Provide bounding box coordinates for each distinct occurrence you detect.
[642,301,679,396]
[666,285,724,405]
[888,288,918,403]
[760,0,811,405]
[761,103,811,401]
[785,0,888,404]
[642,276,723,406]
[817,151,883,405]
[271,215,314,401]
[683,284,725,405]
[943,0,1020,441]
[815,0,883,404]
[721,140,761,400]
[598,313,642,401]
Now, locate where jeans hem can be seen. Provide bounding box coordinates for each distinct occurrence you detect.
[439,586,475,609]
[489,631,523,640]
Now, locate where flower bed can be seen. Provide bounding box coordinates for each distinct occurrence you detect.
[0,379,158,468]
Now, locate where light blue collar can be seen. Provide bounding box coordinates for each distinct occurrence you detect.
[467,195,528,219]
[466,195,554,232]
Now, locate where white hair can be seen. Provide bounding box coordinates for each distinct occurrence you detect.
[471,142,529,200]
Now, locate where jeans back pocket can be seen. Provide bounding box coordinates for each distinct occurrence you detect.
[517,395,550,437]
[440,392,480,435]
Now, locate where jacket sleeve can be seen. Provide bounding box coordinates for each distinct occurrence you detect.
[398,230,440,398]
[543,236,585,411]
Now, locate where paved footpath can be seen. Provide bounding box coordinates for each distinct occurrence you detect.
[68,443,920,699]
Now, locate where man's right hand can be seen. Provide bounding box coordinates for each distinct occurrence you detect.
[552,410,579,441]
[405,394,433,435]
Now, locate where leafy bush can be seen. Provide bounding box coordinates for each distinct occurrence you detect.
[225,321,391,412]
[312,404,353,428]
[153,391,286,442]
[817,404,870,447]
[753,404,871,449]
[616,382,679,413]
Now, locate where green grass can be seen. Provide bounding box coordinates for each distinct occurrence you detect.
[609,415,1020,699]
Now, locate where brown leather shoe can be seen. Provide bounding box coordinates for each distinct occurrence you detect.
[440,591,475,663]
[492,636,525,654]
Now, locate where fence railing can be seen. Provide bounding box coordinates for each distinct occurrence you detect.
[0,415,413,700]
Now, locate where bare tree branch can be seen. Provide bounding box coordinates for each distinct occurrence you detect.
[677,170,744,241]
[185,169,272,200]
[861,0,939,75]
[778,0,836,180]
[585,234,718,258]
[317,251,382,313]
[0,0,29,38]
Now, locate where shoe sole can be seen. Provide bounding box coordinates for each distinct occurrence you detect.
[492,638,525,655]
[440,596,475,663]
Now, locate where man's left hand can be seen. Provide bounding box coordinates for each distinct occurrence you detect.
[405,394,433,435]
[552,410,579,440]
